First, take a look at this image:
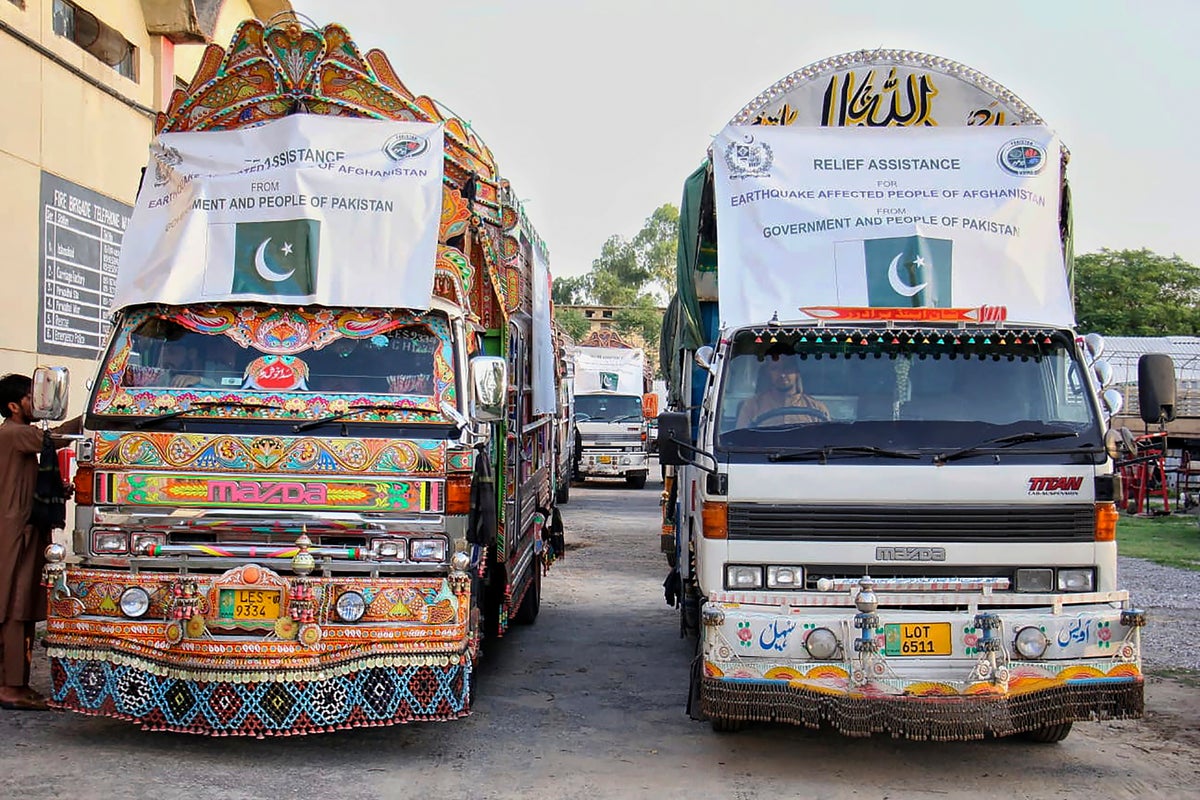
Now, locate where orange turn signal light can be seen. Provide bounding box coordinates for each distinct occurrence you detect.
[445,474,472,516]
[73,465,94,506]
[1094,501,1118,542]
[702,501,728,539]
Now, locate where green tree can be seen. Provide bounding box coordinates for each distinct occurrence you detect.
[589,235,647,306]
[614,295,662,353]
[632,204,680,300]
[555,307,590,341]
[1075,249,1200,335]
[552,275,589,306]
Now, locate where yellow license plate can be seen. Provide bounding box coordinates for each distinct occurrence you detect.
[884,622,952,656]
[218,588,282,621]
[598,456,613,464]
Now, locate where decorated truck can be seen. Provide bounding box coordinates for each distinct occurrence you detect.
[657,49,1164,741]
[570,331,650,489]
[38,18,561,737]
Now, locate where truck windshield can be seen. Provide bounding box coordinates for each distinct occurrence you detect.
[90,305,457,428]
[575,394,643,423]
[716,328,1102,460]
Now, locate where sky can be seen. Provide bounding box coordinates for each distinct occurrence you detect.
[294,0,1200,279]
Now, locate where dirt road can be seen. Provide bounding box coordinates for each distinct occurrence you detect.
[1,472,1197,799]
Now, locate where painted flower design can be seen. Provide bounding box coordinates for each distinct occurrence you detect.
[963,633,980,648]
[1098,626,1111,642]
[285,398,307,413]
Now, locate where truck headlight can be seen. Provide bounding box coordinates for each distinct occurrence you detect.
[1013,626,1049,659]
[119,587,150,618]
[132,533,165,556]
[1014,568,1054,592]
[725,564,763,590]
[1057,568,1095,592]
[334,591,366,623]
[766,565,804,589]
[92,530,128,554]
[372,539,405,560]
[803,627,839,660]
[409,538,447,562]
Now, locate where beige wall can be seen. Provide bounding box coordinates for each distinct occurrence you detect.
[0,0,281,414]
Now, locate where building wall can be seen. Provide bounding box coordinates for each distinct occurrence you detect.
[0,0,284,414]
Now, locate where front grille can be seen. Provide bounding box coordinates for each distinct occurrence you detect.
[585,433,641,447]
[726,504,1094,543]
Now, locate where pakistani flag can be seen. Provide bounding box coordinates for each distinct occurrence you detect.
[862,235,952,307]
[600,372,620,391]
[231,219,319,296]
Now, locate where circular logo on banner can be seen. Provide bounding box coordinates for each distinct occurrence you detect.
[383,133,430,161]
[724,135,773,179]
[997,138,1047,175]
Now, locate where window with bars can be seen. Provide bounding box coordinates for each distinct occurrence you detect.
[52,0,138,81]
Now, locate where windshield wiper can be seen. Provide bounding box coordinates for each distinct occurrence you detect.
[610,414,643,423]
[133,399,285,428]
[934,431,1082,465]
[294,403,441,432]
[769,445,920,463]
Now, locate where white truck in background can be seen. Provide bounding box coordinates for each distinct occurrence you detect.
[571,345,650,489]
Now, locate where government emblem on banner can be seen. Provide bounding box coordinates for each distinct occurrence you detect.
[231,219,319,296]
[862,235,952,307]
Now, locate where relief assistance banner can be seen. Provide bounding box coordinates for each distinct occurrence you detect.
[572,347,645,395]
[711,124,1070,329]
[114,115,444,311]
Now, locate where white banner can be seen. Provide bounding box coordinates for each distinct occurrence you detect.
[114,115,444,311]
[572,347,644,395]
[712,125,1070,329]
[531,242,556,416]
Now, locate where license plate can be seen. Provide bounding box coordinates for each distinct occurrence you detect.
[218,589,282,621]
[598,456,613,464]
[884,622,952,656]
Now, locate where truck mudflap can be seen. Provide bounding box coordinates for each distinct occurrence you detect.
[697,597,1146,740]
[43,564,473,737]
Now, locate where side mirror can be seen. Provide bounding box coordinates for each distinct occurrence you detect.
[656,411,690,466]
[694,345,715,374]
[1101,388,1124,419]
[1083,332,1105,363]
[470,356,507,422]
[1092,360,1114,389]
[1137,353,1176,424]
[32,366,70,421]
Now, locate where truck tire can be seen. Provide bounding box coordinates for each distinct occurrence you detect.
[626,473,647,489]
[514,564,541,624]
[555,478,570,505]
[1021,722,1072,743]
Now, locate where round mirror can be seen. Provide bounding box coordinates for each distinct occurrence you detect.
[1093,360,1114,389]
[694,345,715,372]
[1101,387,1124,418]
[1083,332,1106,363]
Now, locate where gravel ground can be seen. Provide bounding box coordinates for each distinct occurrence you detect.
[1119,555,1200,671]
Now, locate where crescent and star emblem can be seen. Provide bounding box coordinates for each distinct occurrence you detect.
[887,252,927,297]
[254,237,295,282]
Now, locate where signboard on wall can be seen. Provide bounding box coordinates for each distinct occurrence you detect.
[37,172,132,359]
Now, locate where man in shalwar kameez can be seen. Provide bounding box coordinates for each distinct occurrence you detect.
[0,374,80,710]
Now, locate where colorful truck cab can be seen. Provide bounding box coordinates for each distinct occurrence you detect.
[41,18,560,737]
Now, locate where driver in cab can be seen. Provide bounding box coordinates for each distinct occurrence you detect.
[736,349,829,427]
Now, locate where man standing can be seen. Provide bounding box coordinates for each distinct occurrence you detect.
[0,374,79,710]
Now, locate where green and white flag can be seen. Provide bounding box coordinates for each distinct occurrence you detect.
[228,219,319,296]
[114,115,444,310]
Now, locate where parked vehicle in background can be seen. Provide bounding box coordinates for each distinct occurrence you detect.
[571,331,650,489]
[38,17,562,737]
[658,49,1166,742]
